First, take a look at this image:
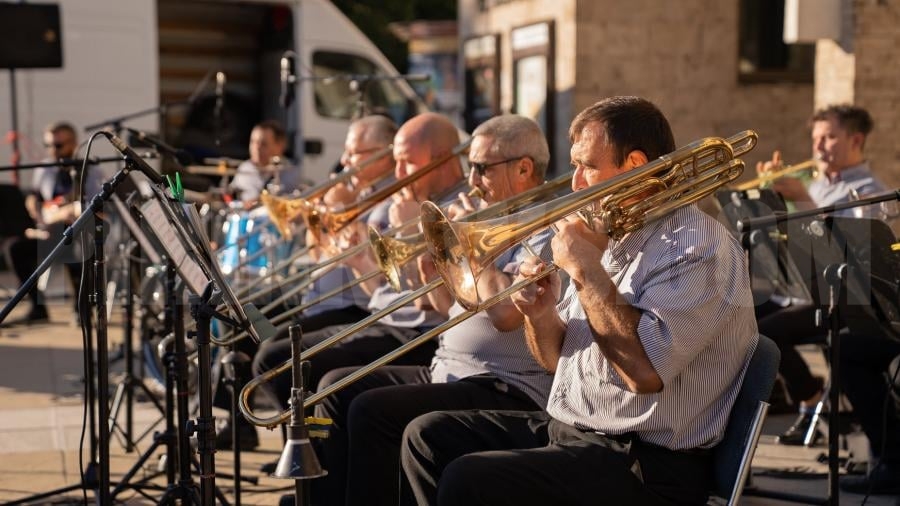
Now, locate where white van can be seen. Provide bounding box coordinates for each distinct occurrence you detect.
[0,0,428,186]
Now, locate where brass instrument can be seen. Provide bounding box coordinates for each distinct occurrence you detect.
[238,131,757,427]
[730,158,818,192]
[260,144,395,239]
[237,173,574,426]
[423,131,758,310]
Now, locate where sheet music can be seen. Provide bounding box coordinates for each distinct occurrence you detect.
[111,195,162,265]
[140,197,208,295]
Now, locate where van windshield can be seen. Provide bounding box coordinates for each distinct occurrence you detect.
[312,50,423,124]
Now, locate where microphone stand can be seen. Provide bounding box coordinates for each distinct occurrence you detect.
[737,190,900,232]
[0,153,158,172]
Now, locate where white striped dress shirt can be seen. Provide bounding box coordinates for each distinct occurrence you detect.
[547,204,759,450]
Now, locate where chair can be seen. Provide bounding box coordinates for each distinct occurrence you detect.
[710,334,781,506]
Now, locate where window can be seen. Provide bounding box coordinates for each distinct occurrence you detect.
[511,21,555,165]
[311,51,417,123]
[738,0,814,83]
[463,34,501,133]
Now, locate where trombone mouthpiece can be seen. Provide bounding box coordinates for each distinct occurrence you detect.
[467,187,484,199]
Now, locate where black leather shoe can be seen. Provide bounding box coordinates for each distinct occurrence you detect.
[215,418,259,451]
[777,412,822,445]
[840,462,900,495]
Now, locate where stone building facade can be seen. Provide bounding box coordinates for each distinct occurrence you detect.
[459,0,895,190]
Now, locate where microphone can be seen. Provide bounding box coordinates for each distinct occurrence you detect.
[102,132,167,186]
[279,54,295,108]
[125,127,193,167]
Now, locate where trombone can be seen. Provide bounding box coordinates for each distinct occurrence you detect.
[226,139,472,300]
[730,158,818,192]
[217,172,572,347]
[239,130,756,428]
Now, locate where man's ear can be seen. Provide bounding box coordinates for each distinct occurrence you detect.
[850,132,866,152]
[625,150,649,170]
[517,157,535,180]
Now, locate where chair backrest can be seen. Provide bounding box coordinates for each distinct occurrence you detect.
[712,334,781,500]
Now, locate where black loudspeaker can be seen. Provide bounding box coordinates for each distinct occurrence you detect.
[0,3,63,69]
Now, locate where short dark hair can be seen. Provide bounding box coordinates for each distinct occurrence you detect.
[255,119,287,143]
[45,121,77,139]
[810,104,874,137]
[569,96,675,166]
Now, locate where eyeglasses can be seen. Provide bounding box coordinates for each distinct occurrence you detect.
[469,156,526,177]
[44,142,65,150]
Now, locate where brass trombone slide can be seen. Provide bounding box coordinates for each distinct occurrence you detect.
[218,172,573,346]
[730,158,818,191]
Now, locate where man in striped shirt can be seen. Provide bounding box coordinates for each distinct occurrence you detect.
[310,115,556,506]
[401,96,759,505]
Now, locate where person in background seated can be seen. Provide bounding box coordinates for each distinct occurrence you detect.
[755,105,887,445]
[230,119,303,203]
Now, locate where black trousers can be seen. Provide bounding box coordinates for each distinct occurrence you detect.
[313,367,540,506]
[840,333,900,464]
[756,302,826,404]
[251,322,438,411]
[401,410,714,506]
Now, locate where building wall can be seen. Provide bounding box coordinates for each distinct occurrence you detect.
[574,0,814,182]
[461,0,815,181]
[852,0,900,189]
[459,0,577,174]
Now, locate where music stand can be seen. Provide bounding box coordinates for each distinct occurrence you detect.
[136,183,271,503]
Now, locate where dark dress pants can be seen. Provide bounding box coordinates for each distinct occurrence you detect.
[313,367,539,506]
[840,333,900,464]
[401,410,714,506]
[757,303,826,403]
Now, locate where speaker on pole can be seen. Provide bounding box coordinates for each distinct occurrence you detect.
[0,3,63,69]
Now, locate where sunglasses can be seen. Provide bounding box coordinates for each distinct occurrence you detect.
[469,156,526,177]
[44,142,66,150]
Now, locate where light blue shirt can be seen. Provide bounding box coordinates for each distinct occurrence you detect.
[808,162,886,217]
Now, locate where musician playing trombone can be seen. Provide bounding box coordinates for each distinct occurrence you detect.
[251,112,465,421]
[311,115,555,506]
[401,97,759,505]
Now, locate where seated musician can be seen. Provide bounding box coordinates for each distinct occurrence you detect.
[249,112,465,432]
[400,96,759,505]
[229,119,302,203]
[6,121,102,325]
[309,115,555,506]
[753,105,888,445]
[215,115,397,450]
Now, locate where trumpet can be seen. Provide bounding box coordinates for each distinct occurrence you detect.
[730,158,818,192]
[238,131,757,427]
